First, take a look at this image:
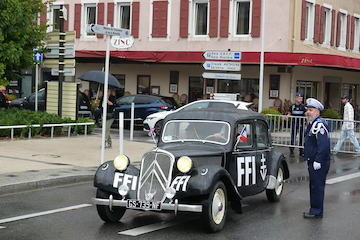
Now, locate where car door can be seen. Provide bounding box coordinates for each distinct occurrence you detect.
[115,96,135,119]
[23,90,45,111]
[254,120,272,189]
[230,120,261,197]
[134,95,155,120]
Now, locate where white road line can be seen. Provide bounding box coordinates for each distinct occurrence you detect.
[0,226,6,229]
[0,204,91,225]
[326,172,360,185]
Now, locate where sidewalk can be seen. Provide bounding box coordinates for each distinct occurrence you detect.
[0,135,154,195]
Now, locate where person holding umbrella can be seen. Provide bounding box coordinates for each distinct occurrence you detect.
[104,88,116,148]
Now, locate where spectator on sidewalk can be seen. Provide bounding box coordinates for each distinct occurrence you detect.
[105,89,116,148]
[285,92,307,158]
[333,95,360,154]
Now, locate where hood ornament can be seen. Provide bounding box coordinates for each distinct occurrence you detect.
[145,190,156,201]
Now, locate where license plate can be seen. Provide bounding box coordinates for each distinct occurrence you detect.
[80,106,88,109]
[127,199,161,211]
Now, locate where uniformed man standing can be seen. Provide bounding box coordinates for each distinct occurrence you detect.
[287,92,307,157]
[303,98,331,219]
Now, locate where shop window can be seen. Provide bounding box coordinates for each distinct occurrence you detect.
[137,75,151,94]
[205,79,215,95]
[169,71,179,93]
[296,81,319,102]
[188,77,204,102]
[269,75,280,99]
[217,78,259,102]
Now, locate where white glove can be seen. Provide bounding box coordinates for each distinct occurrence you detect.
[313,161,321,170]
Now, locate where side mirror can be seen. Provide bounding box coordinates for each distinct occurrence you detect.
[23,97,27,101]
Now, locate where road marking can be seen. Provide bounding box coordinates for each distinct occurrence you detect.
[0,226,6,229]
[119,217,196,236]
[326,172,360,185]
[0,204,91,225]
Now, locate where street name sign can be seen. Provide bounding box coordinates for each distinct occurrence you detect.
[86,24,130,37]
[51,67,76,76]
[44,31,76,44]
[203,51,241,61]
[42,59,76,68]
[202,72,241,80]
[202,61,241,71]
[44,45,75,58]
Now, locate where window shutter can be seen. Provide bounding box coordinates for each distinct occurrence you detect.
[220,0,229,37]
[336,11,341,47]
[40,4,47,26]
[331,9,335,46]
[97,3,105,38]
[314,4,320,43]
[152,1,168,38]
[209,0,218,37]
[350,16,355,50]
[251,0,261,37]
[179,0,189,38]
[132,2,140,38]
[300,0,306,40]
[319,6,325,44]
[107,3,114,27]
[74,4,81,38]
[346,14,350,49]
[64,4,69,32]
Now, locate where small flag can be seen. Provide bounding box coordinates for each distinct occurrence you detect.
[239,127,247,144]
[148,128,155,137]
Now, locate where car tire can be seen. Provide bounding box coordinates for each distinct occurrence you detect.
[266,163,284,202]
[96,189,126,222]
[201,181,227,232]
[154,120,163,136]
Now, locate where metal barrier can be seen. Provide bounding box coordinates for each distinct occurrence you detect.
[0,122,95,139]
[265,114,360,154]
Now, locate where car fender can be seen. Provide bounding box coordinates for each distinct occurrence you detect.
[268,151,290,180]
[94,161,140,198]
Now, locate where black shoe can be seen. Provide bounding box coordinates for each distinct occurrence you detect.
[303,212,323,219]
[299,150,304,157]
[289,150,295,158]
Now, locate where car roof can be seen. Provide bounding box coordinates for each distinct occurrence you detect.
[182,99,252,110]
[164,108,267,126]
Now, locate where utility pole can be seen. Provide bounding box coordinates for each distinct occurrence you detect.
[58,5,65,117]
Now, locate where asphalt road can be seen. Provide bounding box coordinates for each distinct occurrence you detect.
[1,161,360,240]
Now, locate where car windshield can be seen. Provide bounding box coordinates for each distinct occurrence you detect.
[162,120,230,145]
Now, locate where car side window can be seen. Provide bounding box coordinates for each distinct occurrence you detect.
[235,122,253,149]
[28,91,45,102]
[135,96,153,104]
[255,121,270,149]
[208,102,236,109]
[116,96,135,105]
[182,102,209,110]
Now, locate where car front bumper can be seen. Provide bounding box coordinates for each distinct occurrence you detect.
[92,197,203,214]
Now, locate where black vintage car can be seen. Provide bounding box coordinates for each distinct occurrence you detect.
[92,109,290,232]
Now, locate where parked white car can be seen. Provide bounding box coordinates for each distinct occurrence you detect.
[143,99,252,135]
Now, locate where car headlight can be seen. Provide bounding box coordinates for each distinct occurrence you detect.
[113,155,129,171]
[177,156,192,173]
[146,117,155,121]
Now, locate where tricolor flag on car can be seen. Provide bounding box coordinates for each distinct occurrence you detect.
[148,128,155,137]
[239,126,247,144]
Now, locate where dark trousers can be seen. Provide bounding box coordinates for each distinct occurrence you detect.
[307,160,330,216]
[290,119,304,151]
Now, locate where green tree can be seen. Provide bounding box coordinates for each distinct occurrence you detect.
[0,0,49,85]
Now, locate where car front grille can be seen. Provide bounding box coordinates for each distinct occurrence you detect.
[138,149,174,202]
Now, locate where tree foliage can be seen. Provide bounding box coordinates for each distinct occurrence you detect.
[0,0,49,84]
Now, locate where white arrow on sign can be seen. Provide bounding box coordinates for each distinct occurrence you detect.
[86,24,130,37]
[202,72,241,80]
[203,51,241,60]
[203,61,241,71]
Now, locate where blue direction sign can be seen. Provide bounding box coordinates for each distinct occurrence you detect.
[33,50,43,63]
[203,51,241,61]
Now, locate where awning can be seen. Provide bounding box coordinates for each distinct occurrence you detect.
[76,50,360,71]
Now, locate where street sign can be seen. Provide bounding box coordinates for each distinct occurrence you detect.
[33,52,43,63]
[203,51,241,61]
[202,61,241,71]
[44,31,76,44]
[111,36,134,49]
[44,45,75,58]
[63,5,68,21]
[51,67,76,76]
[86,24,130,37]
[42,59,76,68]
[202,72,241,80]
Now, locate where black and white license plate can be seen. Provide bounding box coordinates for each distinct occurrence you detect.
[127,199,161,211]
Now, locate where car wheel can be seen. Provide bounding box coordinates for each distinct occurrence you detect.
[266,163,284,202]
[96,189,126,222]
[154,120,163,136]
[201,181,227,232]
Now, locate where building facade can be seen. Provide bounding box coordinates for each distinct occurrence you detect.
[38,0,360,117]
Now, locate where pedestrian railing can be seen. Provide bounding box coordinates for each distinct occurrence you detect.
[265,114,360,154]
[0,122,95,139]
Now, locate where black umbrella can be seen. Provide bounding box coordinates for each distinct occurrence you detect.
[77,70,123,88]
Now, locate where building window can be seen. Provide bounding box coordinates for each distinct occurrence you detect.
[235,0,251,35]
[85,4,97,36]
[323,7,331,45]
[217,78,259,102]
[189,77,204,102]
[137,75,151,94]
[339,12,347,49]
[354,16,360,51]
[193,1,208,36]
[47,4,61,32]
[296,81,319,102]
[115,3,131,30]
[305,1,315,42]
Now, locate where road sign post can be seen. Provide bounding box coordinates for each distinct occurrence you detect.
[33,50,43,111]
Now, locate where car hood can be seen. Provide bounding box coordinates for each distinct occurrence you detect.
[159,143,226,158]
[9,98,25,104]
